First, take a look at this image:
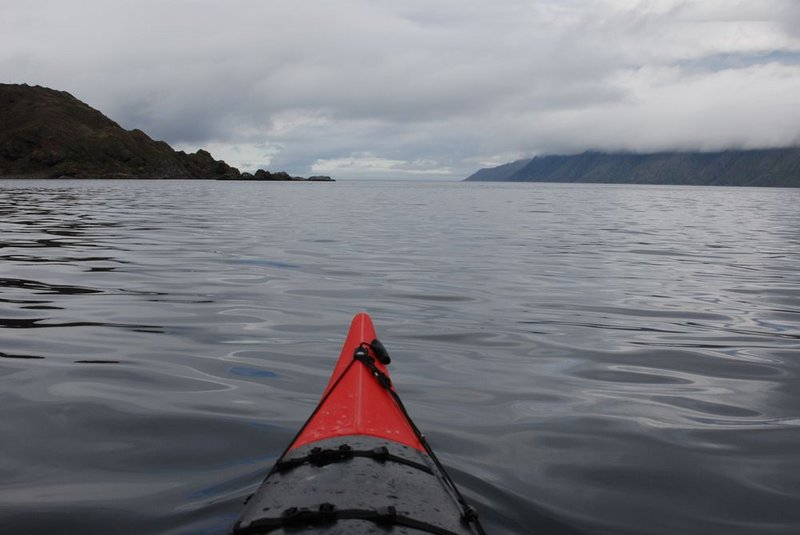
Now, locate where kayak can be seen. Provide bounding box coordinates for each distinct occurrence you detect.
[232,312,485,534]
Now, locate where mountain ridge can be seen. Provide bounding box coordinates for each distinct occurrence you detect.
[465,149,800,187]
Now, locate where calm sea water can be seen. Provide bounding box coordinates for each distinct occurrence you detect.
[1,179,799,534]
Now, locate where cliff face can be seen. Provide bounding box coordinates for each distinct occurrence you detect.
[465,149,800,187]
[0,84,239,179]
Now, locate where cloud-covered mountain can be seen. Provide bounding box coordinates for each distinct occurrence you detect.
[465,150,800,187]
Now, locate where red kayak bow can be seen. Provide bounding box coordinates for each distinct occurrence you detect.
[291,312,423,451]
[232,312,484,535]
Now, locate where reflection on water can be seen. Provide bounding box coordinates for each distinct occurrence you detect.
[1,179,799,534]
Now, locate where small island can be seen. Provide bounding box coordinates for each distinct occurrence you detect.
[0,83,332,181]
[221,170,333,182]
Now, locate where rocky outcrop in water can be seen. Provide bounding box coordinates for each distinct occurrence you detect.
[225,170,333,181]
[0,83,333,181]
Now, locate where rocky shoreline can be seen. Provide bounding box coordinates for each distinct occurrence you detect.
[220,170,333,181]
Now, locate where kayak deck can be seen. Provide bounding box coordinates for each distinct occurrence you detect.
[232,312,483,535]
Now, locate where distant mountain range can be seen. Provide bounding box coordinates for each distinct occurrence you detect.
[0,83,331,181]
[465,149,800,187]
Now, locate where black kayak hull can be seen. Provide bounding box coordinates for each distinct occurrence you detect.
[233,436,479,534]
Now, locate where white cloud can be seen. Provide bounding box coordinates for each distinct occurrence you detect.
[311,154,454,179]
[517,62,800,154]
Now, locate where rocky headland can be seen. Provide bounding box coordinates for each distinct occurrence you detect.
[0,83,332,181]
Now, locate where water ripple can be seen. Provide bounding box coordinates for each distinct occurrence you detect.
[1,180,799,534]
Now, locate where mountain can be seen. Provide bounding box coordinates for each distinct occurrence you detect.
[0,84,243,179]
[0,83,333,181]
[464,149,800,187]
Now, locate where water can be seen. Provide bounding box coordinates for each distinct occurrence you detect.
[1,179,799,534]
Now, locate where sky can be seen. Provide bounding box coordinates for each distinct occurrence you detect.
[2,0,800,179]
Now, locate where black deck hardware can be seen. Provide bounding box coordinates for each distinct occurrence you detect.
[369,337,391,364]
[271,443,434,475]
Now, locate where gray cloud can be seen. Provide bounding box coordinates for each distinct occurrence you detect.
[2,0,799,178]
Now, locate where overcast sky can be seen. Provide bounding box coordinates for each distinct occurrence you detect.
[3,0,800,179]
